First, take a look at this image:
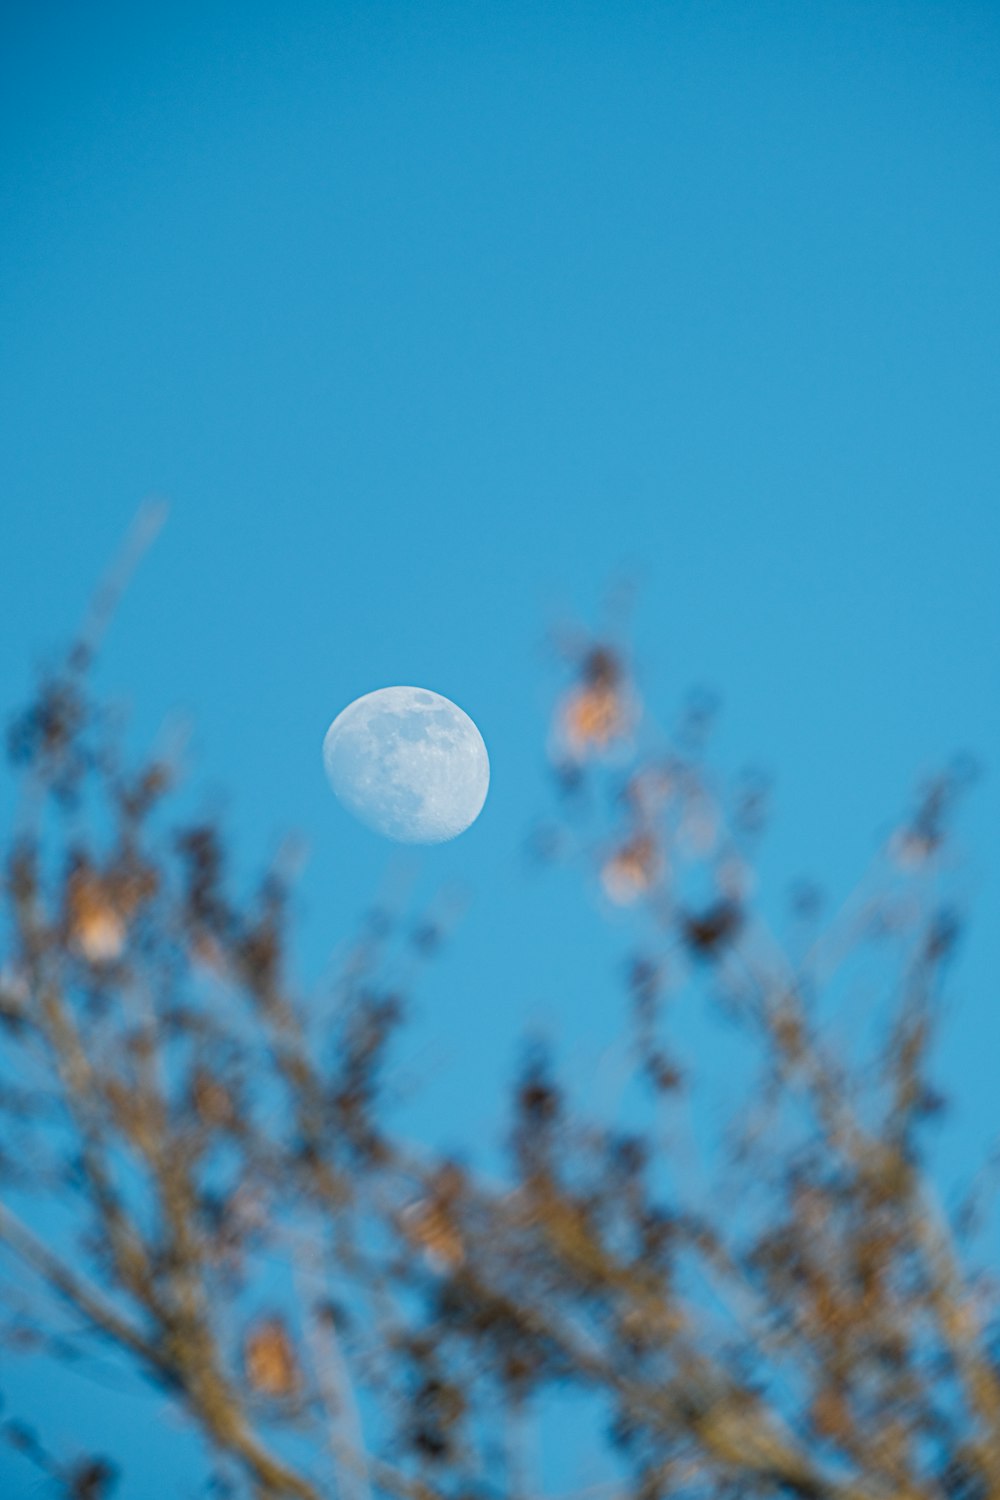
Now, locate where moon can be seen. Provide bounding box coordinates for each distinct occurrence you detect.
[323,687,490,844]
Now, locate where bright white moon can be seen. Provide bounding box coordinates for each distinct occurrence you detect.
[323,686,490,844]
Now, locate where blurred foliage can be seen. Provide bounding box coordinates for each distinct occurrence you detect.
[1,546,997,1500]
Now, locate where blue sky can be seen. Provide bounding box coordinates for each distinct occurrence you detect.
[2,1,999,1493]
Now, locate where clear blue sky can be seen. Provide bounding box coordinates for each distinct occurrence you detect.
[2,2,999,1493]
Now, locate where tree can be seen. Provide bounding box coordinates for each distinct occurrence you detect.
[1,529,996,1500]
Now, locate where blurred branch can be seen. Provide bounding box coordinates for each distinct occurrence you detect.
[1,615,994,1500]
[72,498,169,671]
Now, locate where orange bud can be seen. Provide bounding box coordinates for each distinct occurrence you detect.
[244,1317,298,1398]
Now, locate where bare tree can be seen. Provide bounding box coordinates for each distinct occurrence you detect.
[1,531,996,1500]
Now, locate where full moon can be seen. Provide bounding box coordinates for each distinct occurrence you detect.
[323,686,490,844]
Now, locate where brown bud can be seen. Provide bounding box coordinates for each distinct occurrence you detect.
[244,1316,298,1398]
